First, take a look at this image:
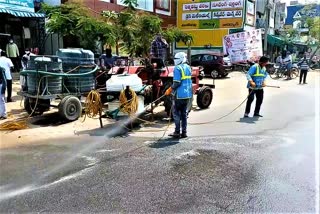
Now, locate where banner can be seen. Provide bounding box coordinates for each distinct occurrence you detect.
[223,29,263,63]
[177,0,244,29]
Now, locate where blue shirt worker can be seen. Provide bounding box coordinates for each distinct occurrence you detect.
[165,52,192,138]
[244,56,269,118]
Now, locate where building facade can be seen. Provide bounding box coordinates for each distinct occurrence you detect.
[0,0,46,55]
[175,0,257,54]
[65,0,176,27]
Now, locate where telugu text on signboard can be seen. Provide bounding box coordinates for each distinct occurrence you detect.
[177,0,244,29]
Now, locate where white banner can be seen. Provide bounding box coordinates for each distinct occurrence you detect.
[182,12,212,20]
[211,0,243,9]
[212,10,242,19]
[223,29,263,63]
[183,2,211,11]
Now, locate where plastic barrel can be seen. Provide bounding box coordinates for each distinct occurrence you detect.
[27,56,63,95]
[57,48,96,93]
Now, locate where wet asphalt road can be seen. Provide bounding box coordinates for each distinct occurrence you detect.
[0,71,319,213]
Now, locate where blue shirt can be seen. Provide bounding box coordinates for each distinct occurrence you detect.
[173,63,192,99]
[246,64,268,89]
[100,54,117,68]
[150,39,168,59]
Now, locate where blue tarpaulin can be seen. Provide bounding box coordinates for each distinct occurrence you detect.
[0,0,45,17]
[0,8,45,17]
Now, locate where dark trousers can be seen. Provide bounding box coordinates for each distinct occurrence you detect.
[6,79,12,101]
[9,57,20,72]
[173,98,189,134]
[245,89,264,115]
[299,69,308,83]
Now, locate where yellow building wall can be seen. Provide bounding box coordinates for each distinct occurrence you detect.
[177,29,229,48]
[176,0,245,49]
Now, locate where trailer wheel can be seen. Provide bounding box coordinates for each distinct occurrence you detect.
[24,98,46,116]
[197,86,213,109]
[59,96,82,121]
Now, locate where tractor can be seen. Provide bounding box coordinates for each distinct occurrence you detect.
[101,57,214,117]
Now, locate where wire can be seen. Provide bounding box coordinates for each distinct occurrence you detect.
[188,89,254,125]
[119,88,139,115]
[82,90,103,122]
[0,75,47,131]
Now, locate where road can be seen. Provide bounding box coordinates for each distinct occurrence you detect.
[0,71,319,213]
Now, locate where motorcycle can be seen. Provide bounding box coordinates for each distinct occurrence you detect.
[310,59,320,70]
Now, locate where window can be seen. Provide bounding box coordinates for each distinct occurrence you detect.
[155,0,170,11]
[117,0,153,12]
[203,55,213,61]
[191,55,201,61]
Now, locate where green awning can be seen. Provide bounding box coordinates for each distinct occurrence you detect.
[0,8,45,18]
[267,35,285,47]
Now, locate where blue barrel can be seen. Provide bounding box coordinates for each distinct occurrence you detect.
[57,49,96,93]
[26,56,63,95]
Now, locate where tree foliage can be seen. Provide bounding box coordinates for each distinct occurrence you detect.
[42,1,193,57]
[308,17,320,42]
[41,3,115,50]
[162,27,193,45]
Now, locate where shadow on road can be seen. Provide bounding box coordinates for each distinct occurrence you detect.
[148,139,181,148]
[236,117,260,124]
[30,112,72,126]
[76,111,173,138]
[75,122,129,137]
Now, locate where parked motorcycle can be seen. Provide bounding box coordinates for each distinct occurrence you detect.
[310,59,320,70]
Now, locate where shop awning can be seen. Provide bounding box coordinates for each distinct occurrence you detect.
[267,35,286,47]
[0,8,45,18]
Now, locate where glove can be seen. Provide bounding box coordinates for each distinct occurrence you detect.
[249,80,256,88]
[165,87,172,96]
[262,82,266,87]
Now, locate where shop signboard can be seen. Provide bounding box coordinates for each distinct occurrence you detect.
[0,0,35,13]
[177,0,244,29]
[223,29,263,63]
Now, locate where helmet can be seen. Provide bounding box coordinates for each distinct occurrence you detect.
[174,52,187,66]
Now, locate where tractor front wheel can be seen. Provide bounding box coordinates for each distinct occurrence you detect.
[196,86,213,109]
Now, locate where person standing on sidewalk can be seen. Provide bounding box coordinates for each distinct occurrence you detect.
[0,66,7,120]
[164,52,192,138]
[6,38,20,72]
[21,48,35,70]
[298,53,309,84]
[244,56,269,118]
[0,49,14,102]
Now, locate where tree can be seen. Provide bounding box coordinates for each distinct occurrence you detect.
[121,0,138,11]
[307,17,320,60]
[41,3,115,51]
[102,3,193,58]
[162,27,193,45]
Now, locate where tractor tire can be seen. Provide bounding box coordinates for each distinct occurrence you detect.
[58,96,82,121]
[197,86,213,109]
